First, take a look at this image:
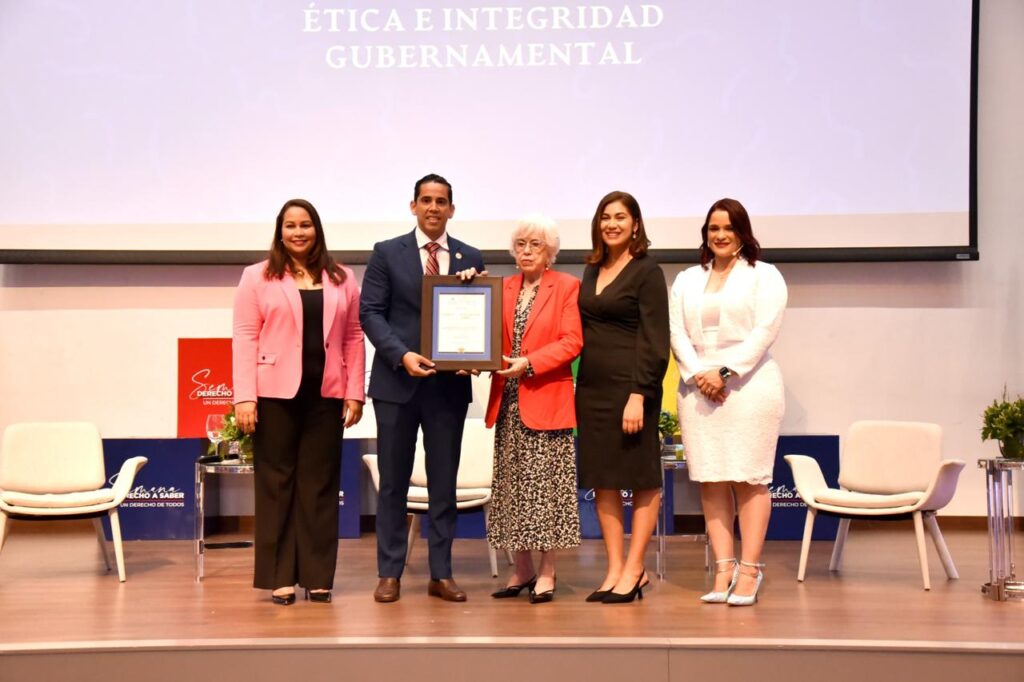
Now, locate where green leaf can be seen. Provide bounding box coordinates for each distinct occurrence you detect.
[981,389,1024,444]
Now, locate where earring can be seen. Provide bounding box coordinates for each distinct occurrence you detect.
[632,231,638,240]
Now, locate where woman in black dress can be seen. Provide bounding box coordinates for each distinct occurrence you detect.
[576,191,669,603]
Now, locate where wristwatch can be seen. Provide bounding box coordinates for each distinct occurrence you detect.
[719,366,734,382]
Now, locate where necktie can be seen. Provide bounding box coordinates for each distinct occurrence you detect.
[424,241,441,276]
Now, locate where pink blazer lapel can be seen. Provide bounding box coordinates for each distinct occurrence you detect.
[322,274,340,338]
[278,277,303,333]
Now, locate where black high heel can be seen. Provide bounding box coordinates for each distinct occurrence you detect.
[528,576,556,604]
[304,588,332,603]
[588,569,649,602]
[271,590,296,606]
[602,574,646,604]
[491,576,537,599]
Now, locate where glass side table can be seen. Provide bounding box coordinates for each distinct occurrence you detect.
[195,459,254,582]
[656,450,709,579]
[978,458,1024,601]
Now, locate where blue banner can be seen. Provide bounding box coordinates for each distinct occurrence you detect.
[337,440,362,538]
[579,434,840,542]
[100,435,835,543]
[102,438,363,541]
[578,487,635,539]
[768,435,840,541]
[103,438,199,540]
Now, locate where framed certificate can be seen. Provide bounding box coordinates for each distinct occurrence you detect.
[421,276,503,371]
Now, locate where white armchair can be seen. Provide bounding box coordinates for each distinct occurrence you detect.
[363,419,508,577]
[0,422,148,582]
[785,420,965,590]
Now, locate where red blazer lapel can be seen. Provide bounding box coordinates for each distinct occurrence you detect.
[525,270,555,338]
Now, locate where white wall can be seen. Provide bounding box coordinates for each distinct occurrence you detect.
[1,1,1021,516]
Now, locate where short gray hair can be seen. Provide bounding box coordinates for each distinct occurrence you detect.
[509,214,561,264]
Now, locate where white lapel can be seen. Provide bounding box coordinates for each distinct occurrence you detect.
[690,266,712,342]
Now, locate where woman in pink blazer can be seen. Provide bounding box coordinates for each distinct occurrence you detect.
[483,215,583,604]
[233,198,365,606]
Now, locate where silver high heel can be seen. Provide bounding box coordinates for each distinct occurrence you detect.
[700,558,738,603]
[727,560,764,606]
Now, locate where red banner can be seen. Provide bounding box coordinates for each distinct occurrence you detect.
[177,338,233,437]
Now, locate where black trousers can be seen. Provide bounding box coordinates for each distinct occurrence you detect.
[253,384,343,590]
[374,379,468,580]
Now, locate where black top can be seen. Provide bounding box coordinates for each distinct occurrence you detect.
[575,255,669,490]
[299,289,326,387]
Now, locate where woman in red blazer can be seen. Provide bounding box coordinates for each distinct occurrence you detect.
[233,198,365,606]
[484,215,583,604]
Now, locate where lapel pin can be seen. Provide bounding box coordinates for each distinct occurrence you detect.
[455,252,463,260]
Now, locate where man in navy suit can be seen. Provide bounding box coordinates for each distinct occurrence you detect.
[360,174,485,602]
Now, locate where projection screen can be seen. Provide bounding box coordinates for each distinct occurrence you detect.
[0,0,978,264]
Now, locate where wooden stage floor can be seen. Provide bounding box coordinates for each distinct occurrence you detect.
[1,521,1022,681]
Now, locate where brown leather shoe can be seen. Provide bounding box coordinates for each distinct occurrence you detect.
[427,578,467,602]
[374,577,400,603]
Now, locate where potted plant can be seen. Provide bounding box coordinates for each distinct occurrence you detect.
[659,410,684,460]
[207,406,255,461]
[658,410,679,443]
[981,390,1024,459]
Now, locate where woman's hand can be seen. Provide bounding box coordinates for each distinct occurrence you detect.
[622,393,645,434]
[235,401,257,434]
[695,370,727,404]
[343,399,363,428]
[705,386,728,404]
[496,355,530,378]
[455,267,489,281]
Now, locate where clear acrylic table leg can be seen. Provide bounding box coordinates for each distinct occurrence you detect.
[195,462,205,582]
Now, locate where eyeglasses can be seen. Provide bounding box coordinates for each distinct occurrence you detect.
[513,239,545,253]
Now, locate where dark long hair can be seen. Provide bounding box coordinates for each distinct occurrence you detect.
[264,199,345,284]
[584,190,650,265]
[699,198,761,269]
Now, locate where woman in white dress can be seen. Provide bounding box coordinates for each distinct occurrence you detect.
[669,198,787,606]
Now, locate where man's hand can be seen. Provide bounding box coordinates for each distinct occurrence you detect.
[402,351,437,377]
[455,267,489,281]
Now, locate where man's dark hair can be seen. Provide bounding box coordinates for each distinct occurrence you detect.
[413,173,453,202]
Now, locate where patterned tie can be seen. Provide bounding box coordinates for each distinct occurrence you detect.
[424,241,441,276]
